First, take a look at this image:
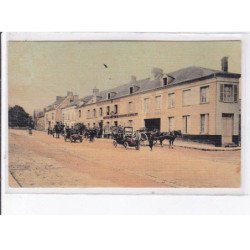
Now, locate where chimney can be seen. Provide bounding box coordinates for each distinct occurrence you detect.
[93,87,99,96]
[151,68,163,79]
[56,96,63,101]
[221,57,228,72]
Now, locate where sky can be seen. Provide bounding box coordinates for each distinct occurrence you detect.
[8,41,241,114]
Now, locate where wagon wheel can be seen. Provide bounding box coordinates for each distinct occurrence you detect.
[124,141,128,149]
[113,140,118,148]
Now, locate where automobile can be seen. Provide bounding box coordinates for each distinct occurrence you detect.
[112,126,140,150]
[64,129,83,143]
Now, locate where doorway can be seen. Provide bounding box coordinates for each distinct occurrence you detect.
[144,118,161,131]
[222,113,234,144]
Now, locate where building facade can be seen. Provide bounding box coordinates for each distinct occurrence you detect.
[75,59,240,146]
[39,58,241,146]
[44,91,78,130]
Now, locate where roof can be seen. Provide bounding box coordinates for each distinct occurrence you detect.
[46,96,67,111]
[81,66,240,106]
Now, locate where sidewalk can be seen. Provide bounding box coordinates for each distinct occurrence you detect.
[173,140,241,151]
[97,137,241,151]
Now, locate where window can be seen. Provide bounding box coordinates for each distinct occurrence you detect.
[87,110,90,118]
[200,114,209,134]
[52,113,54,120]
[130,87,133,94]
[62,113,65,121]
[128,101,133,113]
[93,109,96,118]
[114,104,118,114]
[114,121,118,126]
[78,110,81,118]
[143,98,150,113]
[155,96,162,110]
[99,107,103,117]
[106,106,110,115]
[183,115,191,134]
[220,84,237,103]
[163,77,167,86]
[68,113,70,120]
[182,89,191,106]
[200,86,209,103]
[168,93,175,108]
[107,93,111,99]
[128,120,133,126]
[168,117,175,132]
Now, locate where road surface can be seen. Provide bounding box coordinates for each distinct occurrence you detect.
[8,129,240,188]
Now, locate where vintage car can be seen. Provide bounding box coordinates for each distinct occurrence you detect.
[112,126,140,150]
[64,129,83,143]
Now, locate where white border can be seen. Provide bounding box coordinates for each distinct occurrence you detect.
[2,32,250,214]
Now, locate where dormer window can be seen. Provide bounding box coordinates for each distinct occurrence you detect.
[163,75,175,86]
[130,87,133,94]
[107,93,111,99]
[163,77,168,86]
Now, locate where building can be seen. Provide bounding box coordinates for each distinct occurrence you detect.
[34,109,45,131]
[44,91,78,130]
[62,99,81,128]
[74,57,240,146]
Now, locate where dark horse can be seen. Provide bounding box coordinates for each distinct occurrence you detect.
[84,128,97,142]
[151,130,182,148]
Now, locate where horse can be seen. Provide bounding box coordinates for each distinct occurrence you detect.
[152,130,182,148]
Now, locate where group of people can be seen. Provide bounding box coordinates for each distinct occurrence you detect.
[45,123,181,149]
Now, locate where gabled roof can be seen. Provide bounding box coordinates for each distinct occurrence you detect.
[81,66,240,106]
[77,95,94,108]
[46,96,67,111]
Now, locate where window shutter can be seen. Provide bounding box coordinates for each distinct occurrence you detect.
[234,85,238,102]
[220,84,224,102]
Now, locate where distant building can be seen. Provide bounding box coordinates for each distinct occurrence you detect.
[34,109,45,131]
[44,91,78,130]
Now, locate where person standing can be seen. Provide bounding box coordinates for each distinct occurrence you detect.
[149,133,154,151]
[28,126,32,135]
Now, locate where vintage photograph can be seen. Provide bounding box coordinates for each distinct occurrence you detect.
[7,39,241,188]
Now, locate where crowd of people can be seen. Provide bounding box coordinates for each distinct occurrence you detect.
[30,121,181,150]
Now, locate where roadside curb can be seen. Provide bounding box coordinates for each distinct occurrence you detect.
[174,145,241,151]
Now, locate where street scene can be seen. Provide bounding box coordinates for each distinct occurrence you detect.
[8,40,241,188]
[9,129,240,188]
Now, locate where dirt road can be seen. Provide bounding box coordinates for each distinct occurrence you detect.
[8,129,240,188]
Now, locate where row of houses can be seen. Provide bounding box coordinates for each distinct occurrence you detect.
[34,57,241,147]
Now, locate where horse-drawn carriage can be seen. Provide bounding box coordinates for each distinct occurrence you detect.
[64,128,83,143]
[112,126,140,150]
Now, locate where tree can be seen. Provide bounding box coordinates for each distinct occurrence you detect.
[8,105,34,128]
